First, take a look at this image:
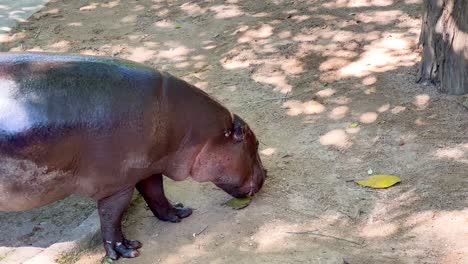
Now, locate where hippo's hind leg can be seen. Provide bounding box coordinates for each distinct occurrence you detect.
[98,187,142,260]
[136,174,192,223]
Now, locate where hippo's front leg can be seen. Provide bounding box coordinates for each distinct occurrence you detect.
[98,187,142,260]
[136,174,192,223]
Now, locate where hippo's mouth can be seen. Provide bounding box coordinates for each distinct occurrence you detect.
[214,182,250,198]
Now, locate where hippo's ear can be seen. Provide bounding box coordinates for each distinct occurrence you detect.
[233,126,244,142]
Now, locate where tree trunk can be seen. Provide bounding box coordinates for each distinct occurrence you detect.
[418,0,467,95]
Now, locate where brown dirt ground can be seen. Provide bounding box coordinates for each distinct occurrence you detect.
[1,0,467,263]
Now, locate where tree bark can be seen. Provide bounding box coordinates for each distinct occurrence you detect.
[418,0,467,95]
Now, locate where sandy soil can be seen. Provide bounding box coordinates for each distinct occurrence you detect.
[1,0,467,263]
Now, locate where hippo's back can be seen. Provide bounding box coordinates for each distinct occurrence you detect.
[0,52,161,134]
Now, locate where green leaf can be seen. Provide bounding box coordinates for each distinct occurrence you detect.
[224,197,252,210]
[350,122,359,128]
[104,257,113,263]
[174,24,181,29]
[322,82,329,87]
[355,175,401,189]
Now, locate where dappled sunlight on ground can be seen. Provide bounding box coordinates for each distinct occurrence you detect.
[260,147,276,156]
[412,93,430,109]
[360,221,398,238]
[433,143,468,164]
[160,233,215,264]
[282,99,325,116]
[339,33,419,78]
[250,221,295,252]
[406,209,468,263]
[328,105,349,120]
[319,129,352,149]
[359,112,378,123]
[323,0,395,8]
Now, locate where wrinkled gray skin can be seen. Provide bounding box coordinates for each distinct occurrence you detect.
[0,53,266,259]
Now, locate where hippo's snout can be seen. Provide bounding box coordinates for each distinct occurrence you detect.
[214,182,249,198]
[216,160,267,199]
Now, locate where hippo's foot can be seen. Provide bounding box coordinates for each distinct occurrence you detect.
[98,187,142,259]
[136,174,193,223]
[104,239,142,260]
[153,202,192,223]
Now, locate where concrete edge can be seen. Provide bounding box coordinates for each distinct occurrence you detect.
[23,210,101,264]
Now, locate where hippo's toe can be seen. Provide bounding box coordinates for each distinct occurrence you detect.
[174,203,193,218]
[155,203,193,223]
[124,239,142,249]
[104,240,142,260]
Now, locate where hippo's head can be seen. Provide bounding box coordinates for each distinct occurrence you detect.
[190,114,266,198]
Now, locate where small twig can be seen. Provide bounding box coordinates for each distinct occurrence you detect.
[281,91,290,103]
[194,225,208,236]
[287,230,362,246]
[286,229,318,235]
[34,26,42,39]
[247,89,314,104]
[337,210,353,219]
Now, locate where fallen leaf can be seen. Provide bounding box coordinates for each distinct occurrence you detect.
[104,257,113,263]
[174,24,181,29]
[224,197,252,210]
[355,175,401,189]
[350,122,359,128]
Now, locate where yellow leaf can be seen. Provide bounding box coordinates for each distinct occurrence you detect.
[355,175,401,189]
[350,122,359,128]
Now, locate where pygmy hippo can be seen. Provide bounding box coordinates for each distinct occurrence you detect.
[0,52,266,259]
